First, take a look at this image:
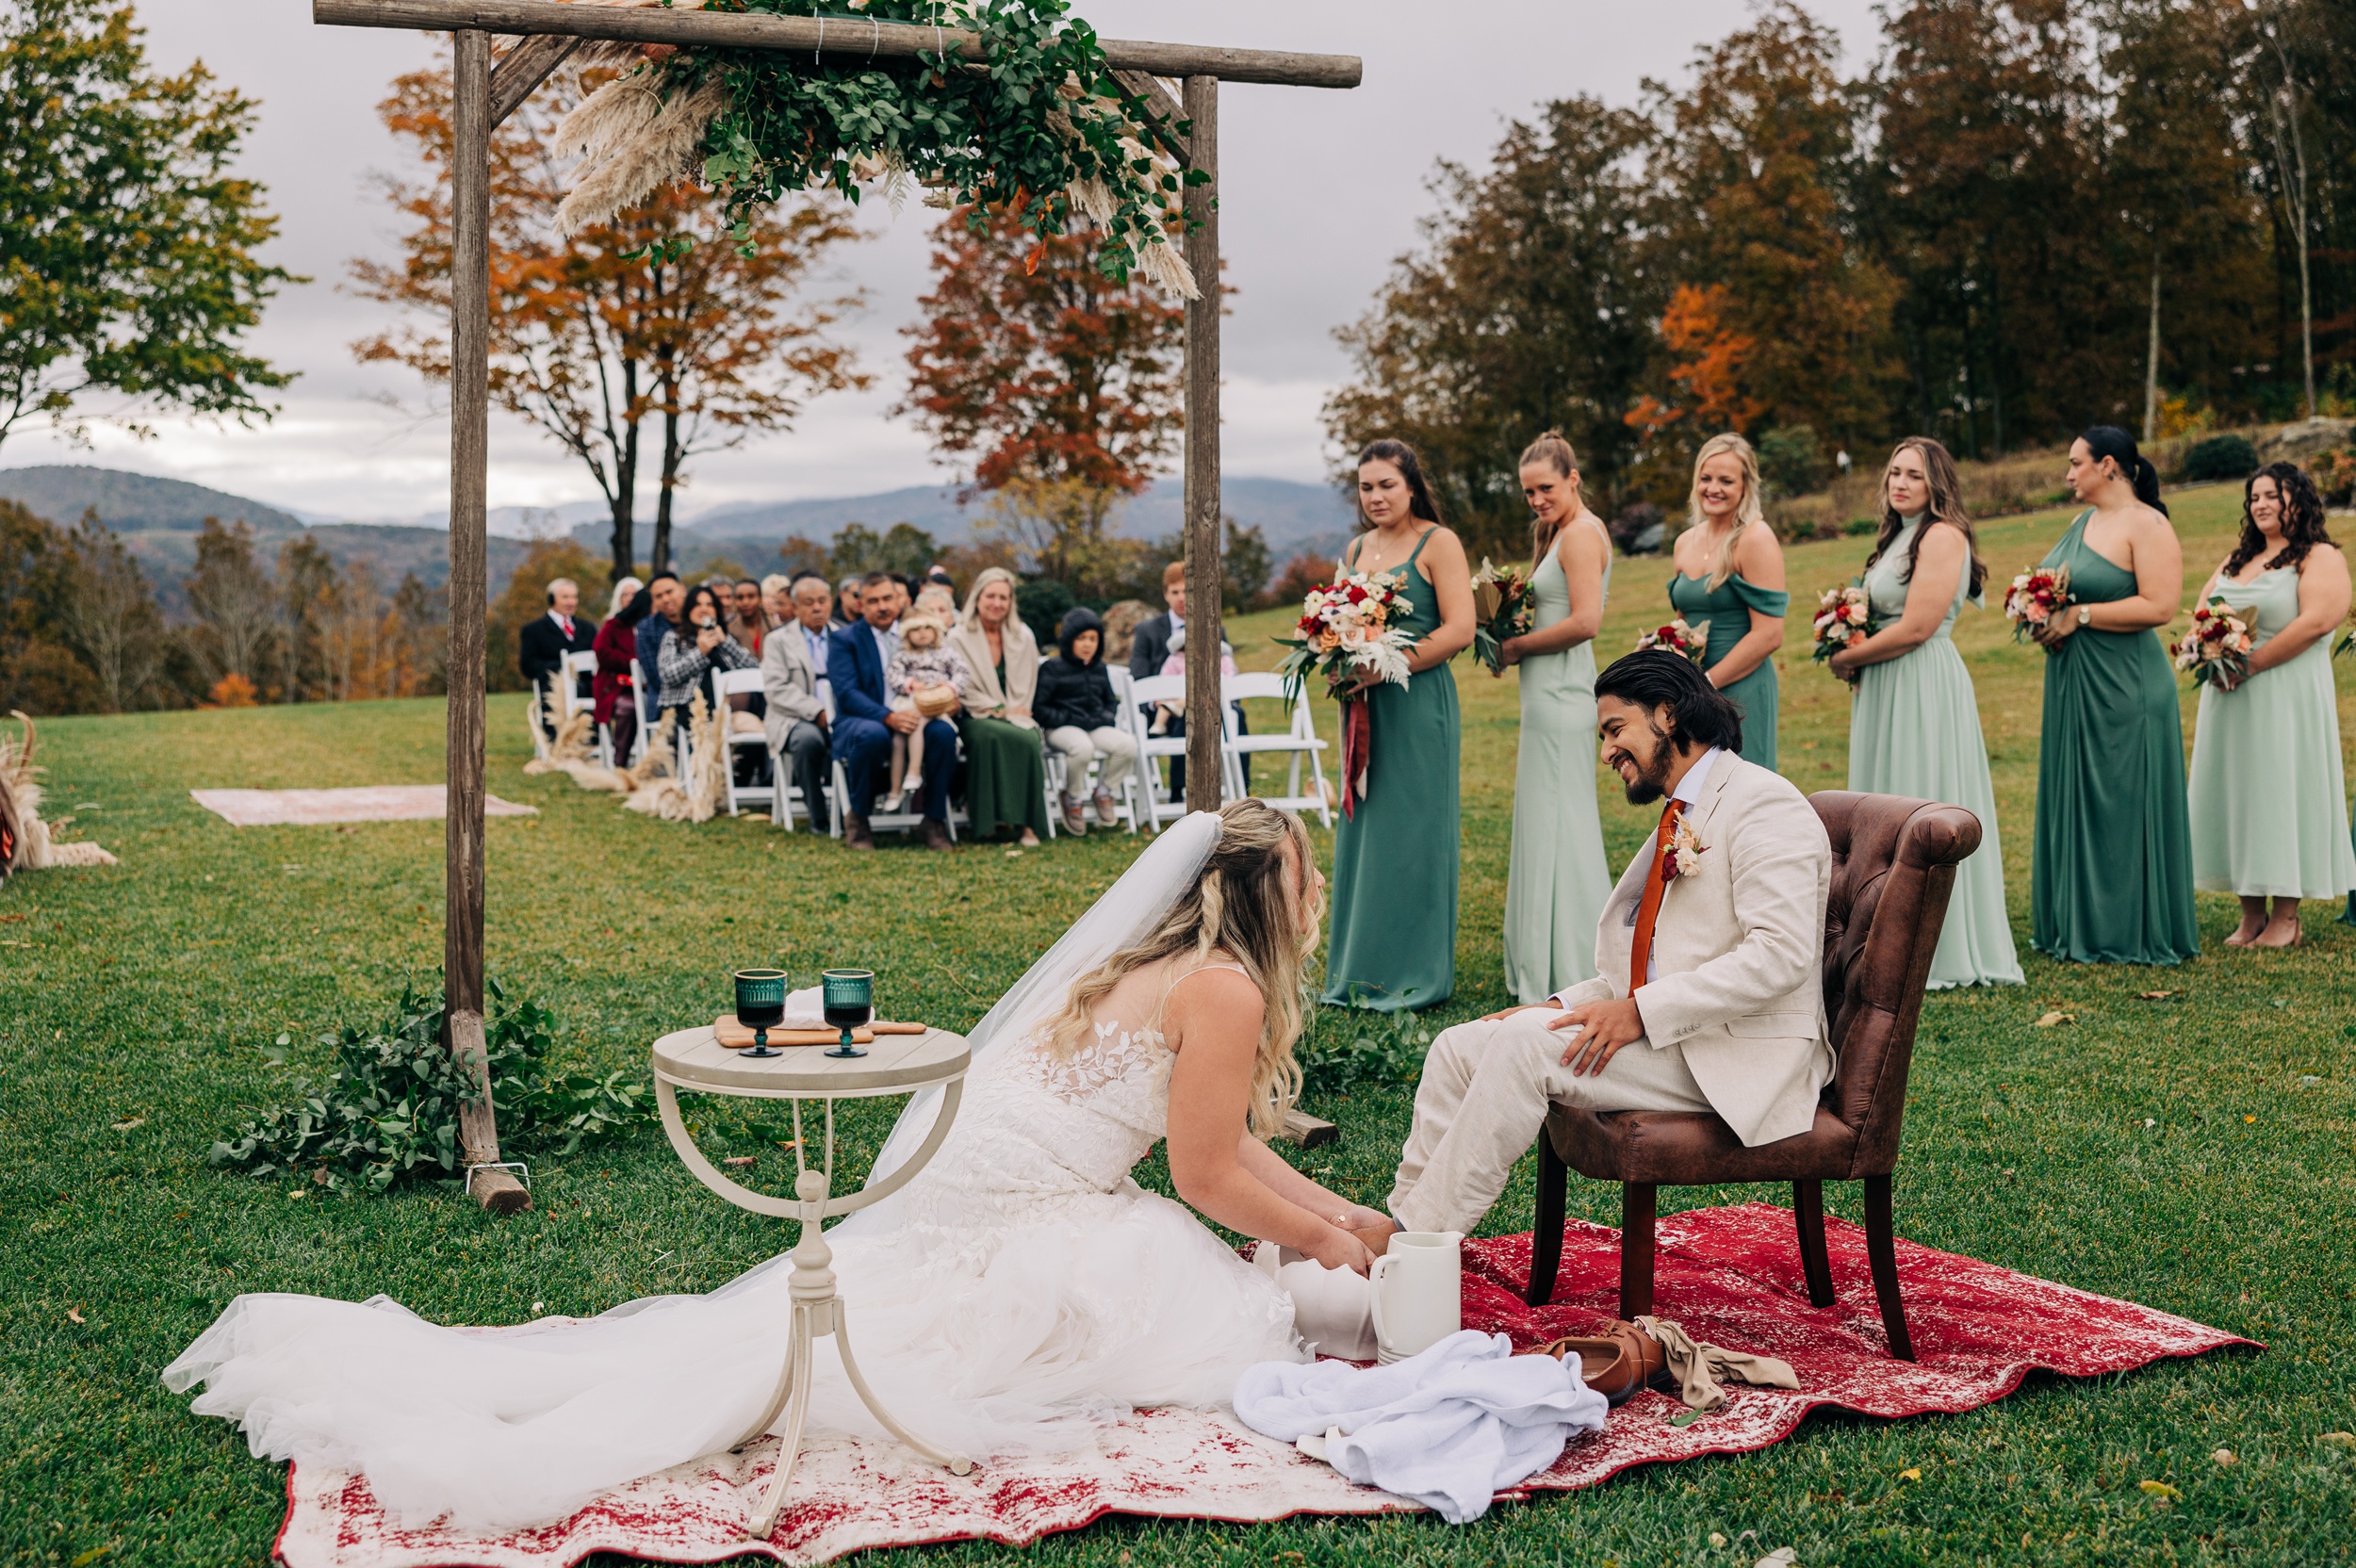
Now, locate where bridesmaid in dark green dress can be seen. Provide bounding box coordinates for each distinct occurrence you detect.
[2029,427,2198,964]
[1666,433,1790,771]
[1321,440,1476,1012]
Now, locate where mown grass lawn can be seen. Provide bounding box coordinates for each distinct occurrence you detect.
[5,480,2354,1567]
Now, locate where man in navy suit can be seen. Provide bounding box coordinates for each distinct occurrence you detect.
[828,572,956,851]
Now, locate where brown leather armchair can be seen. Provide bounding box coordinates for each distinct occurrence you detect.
[1523,792,1982,1362]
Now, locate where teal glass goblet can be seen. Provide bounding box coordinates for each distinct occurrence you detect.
[822,969,874,1059]
[733,968,789,1058]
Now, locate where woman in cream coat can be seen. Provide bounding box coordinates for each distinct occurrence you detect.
[948,567,1054,845]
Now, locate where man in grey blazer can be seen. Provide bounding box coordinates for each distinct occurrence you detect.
[1383,650,1834,1239]
[761,572,837,834]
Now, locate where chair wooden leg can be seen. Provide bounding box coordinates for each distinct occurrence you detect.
[1619,1184,1657,1320]
[1792,1179,1835,1308]
[1525,1134,1566,1306]
[1862,1174,1916,1362]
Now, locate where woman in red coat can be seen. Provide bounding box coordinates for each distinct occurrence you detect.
[593,577,646,764]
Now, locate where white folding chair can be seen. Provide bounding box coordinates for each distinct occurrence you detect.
[1127,674,1197,828]
[1221,672,1333,827]
[713,667,776,820]
[557,649,608,766]
[826,685,964,841]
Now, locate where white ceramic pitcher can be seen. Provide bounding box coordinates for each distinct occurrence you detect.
[1367,1230,1463,1364]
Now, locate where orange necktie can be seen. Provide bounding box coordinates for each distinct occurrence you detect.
[1625,799,1686,997]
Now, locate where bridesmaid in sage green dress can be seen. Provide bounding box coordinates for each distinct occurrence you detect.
[2028,427,2197,965]
[2184,463,2355,947]
[1828,438,2022,987]
[1321,440,1476,1013]
[1497,432,1614,1004]
[1667,433,1789,772]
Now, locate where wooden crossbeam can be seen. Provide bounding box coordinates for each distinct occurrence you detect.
[489,32,581,125]
[313,0,1362,89]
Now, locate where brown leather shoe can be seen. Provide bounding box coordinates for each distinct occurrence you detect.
[843,814,875,851]
[920,817,953,852]
[1523,1321,1669,1406]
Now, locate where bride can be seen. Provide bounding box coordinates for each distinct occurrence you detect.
[165,801,1393,1530]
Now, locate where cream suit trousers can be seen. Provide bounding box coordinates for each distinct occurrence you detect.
[1387,1013,1712,1235]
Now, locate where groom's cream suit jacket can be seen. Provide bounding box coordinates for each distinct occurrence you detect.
[1550,748,1834,1147]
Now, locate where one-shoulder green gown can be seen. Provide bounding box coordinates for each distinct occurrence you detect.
[2029,511,2198,965]
[1668,570,1789,772]
[1322,529,1460,1011]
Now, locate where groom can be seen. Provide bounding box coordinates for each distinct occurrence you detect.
[1380,650,1834,1240]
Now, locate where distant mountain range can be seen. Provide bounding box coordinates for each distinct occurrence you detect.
[0,465,1356,618]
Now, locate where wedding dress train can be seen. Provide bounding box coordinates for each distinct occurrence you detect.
[165,816,1308,1531]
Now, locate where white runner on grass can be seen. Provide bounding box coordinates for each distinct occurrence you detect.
[190,787,538,827]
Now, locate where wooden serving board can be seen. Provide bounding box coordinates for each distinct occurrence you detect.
[712,1015,929,1050]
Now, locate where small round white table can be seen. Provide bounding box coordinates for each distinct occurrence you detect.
[650,1023,974,1540]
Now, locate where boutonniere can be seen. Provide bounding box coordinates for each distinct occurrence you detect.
[1663,818,1707,881]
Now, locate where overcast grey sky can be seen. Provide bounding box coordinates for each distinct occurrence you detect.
[12,0,1881,522]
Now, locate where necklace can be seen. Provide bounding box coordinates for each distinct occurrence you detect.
[1356,523,1422,578]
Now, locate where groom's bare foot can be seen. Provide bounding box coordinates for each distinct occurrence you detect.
[1349,1217,1399,1257]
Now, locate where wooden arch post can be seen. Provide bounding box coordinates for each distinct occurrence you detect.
[312,0,1360,1213]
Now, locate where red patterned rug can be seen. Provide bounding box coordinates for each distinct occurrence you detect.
[272,1204,2254,1568]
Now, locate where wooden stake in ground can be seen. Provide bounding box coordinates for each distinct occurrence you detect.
[1181,74,1223,812]
[444,27,529,1217]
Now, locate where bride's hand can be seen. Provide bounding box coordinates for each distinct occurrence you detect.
[1304,1224,1377,1276]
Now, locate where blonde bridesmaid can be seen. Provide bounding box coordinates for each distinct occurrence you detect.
[1667,433,1789,770]
[1497,431,1614,1003]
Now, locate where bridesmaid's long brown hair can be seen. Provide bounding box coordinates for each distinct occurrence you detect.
[1866,437,1988,603]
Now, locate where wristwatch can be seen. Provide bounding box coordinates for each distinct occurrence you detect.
[2076,605,2092,629]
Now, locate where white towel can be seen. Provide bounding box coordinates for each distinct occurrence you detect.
[1233,1330,1608,1523]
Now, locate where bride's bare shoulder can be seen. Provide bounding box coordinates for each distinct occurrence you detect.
[1165,956,1264,1047]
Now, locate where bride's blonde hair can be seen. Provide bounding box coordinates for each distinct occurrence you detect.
[1039,799,1321,1137]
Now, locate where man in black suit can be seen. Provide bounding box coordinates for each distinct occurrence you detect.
[1126,561,1243,800]
[518,577,597,740]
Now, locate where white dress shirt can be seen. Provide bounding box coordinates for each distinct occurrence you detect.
[1546,745,1724,1007]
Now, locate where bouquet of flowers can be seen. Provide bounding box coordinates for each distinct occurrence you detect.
[1634,618,1710,663]
[1811,581,1878,682]
[2173,596,2254,688]
[1273,570,1416,820]
[1469,557,1537,674]
[2002,564,2072,644]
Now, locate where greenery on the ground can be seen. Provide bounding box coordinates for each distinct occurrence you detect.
[207,980,651,1195]
[4,482,2354,1565]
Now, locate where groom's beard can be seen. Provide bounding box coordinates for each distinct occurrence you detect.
[1613,724,1678,805]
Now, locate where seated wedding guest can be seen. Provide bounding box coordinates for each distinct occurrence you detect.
[913,581,958,624]
[761,572,839,834]
[829,571,956,850]
[518,576,597,738]
[949,565,1053,847]
[2185,462,2356,946]
[1036,606,1138,835]
[592,577,645,765]
[633,572,685,716]
[834,575,863,628]
[1380,649,1832,1240]
[728,578,771,655]
[880,612,971,813]
[657,582,756,733]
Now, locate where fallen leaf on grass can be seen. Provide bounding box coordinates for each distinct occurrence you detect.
[109,1117,144,1132]
[0,911,27,923]
[67,1308,85,1324]
[2245,1115,2257,1123]
[1709,1534,1728,1549]
[2139,1479,2181,1499]
[722,1155,757,1168]
[70,1545,112,1568]
[1898,1466,1922,1481]
[2213,1449,2236,1465]
[0,939,30,948]
[2136,989,2178,1001]
[1755,1550,1799,1568]
[2318,1431,2356,1448]
[2298,1074,2322,1087]
[2033,1011,2075,1028]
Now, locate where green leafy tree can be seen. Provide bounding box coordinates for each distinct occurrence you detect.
[1325,96,1660,557]
[828,522,939,580]
[0,0,294,454]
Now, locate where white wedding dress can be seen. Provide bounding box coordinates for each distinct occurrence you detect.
[164,815,1309,1531]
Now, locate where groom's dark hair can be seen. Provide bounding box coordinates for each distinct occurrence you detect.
[1595,650,1743,754]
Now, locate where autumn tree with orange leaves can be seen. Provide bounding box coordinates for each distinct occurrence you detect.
[352,59,868,582]
[897,204,1186,592]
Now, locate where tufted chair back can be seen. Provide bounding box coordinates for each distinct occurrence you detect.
[1810,792,1981,1176]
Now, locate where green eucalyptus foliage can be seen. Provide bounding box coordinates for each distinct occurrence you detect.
[694,0,1199,279]
[207,980,651,1194]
